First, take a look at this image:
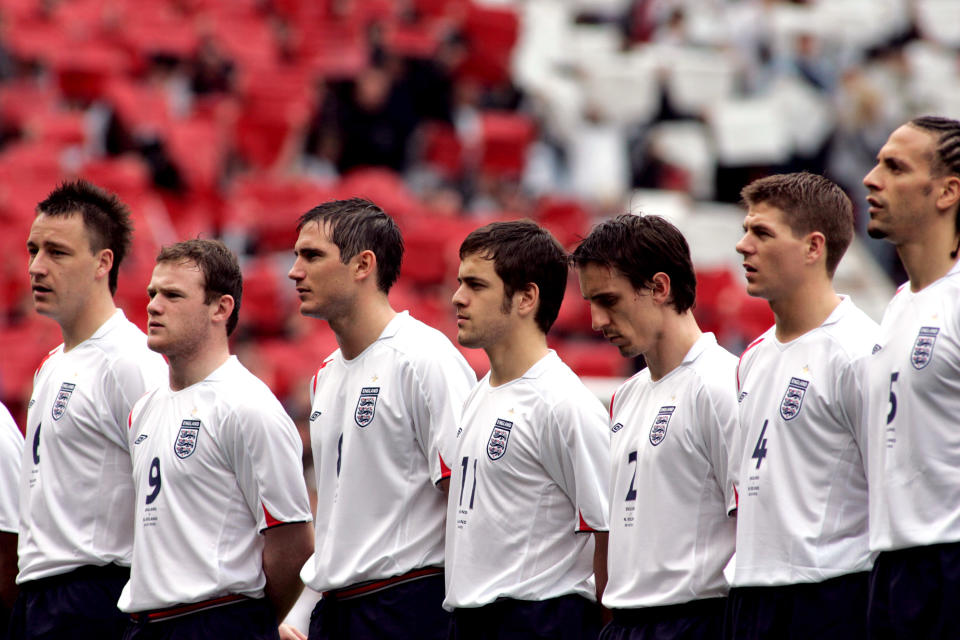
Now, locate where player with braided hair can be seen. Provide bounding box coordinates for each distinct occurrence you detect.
[862,116,960,638]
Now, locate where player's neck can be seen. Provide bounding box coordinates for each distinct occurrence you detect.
[60,289,117,352]
[484,326,549,387]
[167,341,230,391]
[898,231,960,292]
[644,311,701,382]
[771,283,841,343]
[331,295,397,361]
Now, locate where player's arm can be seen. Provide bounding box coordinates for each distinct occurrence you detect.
[0,531,17,612]
[263,521,313,621]
[592,530,608,603]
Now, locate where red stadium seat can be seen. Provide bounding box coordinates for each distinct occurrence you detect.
[552,338,627,378]
[478,111,535,178]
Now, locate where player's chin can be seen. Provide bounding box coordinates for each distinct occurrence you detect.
[456,331,482,349]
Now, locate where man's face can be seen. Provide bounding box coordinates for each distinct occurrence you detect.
[577,262,658,358]
[27,213,105,326]
[863,124,940,244]
[735,202,808,303]
[452,253,514,350]
[288,222,355,320]
[145,259,215,358]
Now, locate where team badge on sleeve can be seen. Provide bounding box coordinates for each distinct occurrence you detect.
[649,406,675,446]
[487,419,513,460]
[779,377,809,421]
[911,327,939,370]
[51,382,76,420]
[354,387,380,427]
[175,419,201,459]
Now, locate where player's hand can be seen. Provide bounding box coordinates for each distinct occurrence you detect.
[278,623,307,640]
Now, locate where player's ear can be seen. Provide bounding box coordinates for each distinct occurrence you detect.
[650,272,671,305]
[515,282,539,318]
[936,175,960,212]
[352,249,377,284]
[210,294,235,328]
[94,248,113,282]
[805,231,826,267]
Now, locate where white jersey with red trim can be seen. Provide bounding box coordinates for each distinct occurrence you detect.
[300,311,476,593]
[443,350,610,610]
[733,296,877,587]
[0,402,23,534]
[118,356,312,612]
[18,310,166,583]
[867,260,960,552]
[603,333,738,609]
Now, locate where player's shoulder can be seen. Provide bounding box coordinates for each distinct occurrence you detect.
[92,314,164,369]
[384,312,461,358]
[684,338,738,407]
[528,352,605,414]
[821,298,880,361]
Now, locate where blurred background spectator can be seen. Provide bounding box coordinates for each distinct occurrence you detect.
[0,0,953,513]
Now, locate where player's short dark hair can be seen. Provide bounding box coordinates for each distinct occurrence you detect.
[459,220,568,334]
[571,214,696,314]
[36,179,133,295]
[740,172,853,277]
[296,198,403,294]
[910,115,960,178]
[909,116,960,237]
[156,239,243,336]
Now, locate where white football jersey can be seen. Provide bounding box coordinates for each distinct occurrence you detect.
[443,351,610,610]
[867,261,960,552]
[603,334,738,609]
[0,402,23,534]
[119,356,312,612]
[734,297,877,587]
[18,310,166,583]
[300,312,476,593]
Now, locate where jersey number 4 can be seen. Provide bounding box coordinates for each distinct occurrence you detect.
[752,420,769,469]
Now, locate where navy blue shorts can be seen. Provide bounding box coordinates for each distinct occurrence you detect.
[309,571,448,640]
[122,597,278,640]
[725,571,868,640]
[600,597,725,640]
[7,563,130,640]
[449,594,602,640]
[868,541,960,639]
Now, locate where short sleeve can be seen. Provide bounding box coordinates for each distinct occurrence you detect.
[539,391,611,533]
[405,345,476,485]
[222,394,313,532]
[104,352,166,451]
[696,377,740,516]
[0,403,22,533]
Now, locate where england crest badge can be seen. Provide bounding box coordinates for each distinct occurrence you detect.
[487,418,513,460]
[354,387,380,427]
[175,419,200,459]
[911,327,939,370]
[51,382,76,421]
[779,377,809,421]
[649,406,675,446]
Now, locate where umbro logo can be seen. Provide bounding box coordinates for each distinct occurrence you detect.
[134,435,148,444]
[309,411,321,422]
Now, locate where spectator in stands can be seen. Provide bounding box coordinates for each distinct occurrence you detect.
[10,180,166,639]
[573,213,737,639]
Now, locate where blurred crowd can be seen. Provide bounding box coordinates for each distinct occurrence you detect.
[0,0,957,431]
